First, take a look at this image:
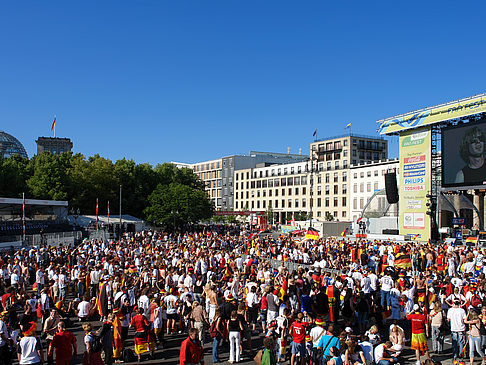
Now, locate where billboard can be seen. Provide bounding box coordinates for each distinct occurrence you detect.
[442,118,486,188]
[399,126,431,241]
[378,94,486,135]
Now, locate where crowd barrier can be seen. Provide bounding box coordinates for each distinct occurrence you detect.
[241,254,343,276]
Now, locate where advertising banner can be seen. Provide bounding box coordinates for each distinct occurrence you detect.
[399,127,431,241]
[378,94,486,135]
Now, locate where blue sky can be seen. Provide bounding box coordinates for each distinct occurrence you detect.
[1,1,485,165]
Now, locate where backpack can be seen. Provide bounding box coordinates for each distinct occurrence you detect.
[471,294,482,308]
[123,348,136,363]
[89,333,103,353]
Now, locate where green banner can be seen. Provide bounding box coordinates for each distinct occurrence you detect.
[399,127,431,241]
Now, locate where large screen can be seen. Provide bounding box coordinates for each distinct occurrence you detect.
[442,118,486,188]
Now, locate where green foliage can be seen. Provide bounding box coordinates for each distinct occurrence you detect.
[0,155,29,198]
[0,153,212,225]
[144,183,213,227]
[325,212,334,221]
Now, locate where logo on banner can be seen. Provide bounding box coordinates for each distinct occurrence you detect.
[404,162,426,171]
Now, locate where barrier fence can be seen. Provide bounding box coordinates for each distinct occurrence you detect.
[241,254,343,276]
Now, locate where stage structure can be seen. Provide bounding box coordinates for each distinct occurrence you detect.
[378,93,486,242]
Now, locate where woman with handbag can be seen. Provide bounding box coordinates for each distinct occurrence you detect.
[429,302,444,354]
[464,310,486,365]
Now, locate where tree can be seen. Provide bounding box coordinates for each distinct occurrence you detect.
[26,152,72,201]
[0,155,29,198]
[265,203,274,225]
[144,182,213,229]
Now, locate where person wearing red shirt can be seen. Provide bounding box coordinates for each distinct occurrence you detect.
[180,328,205,365]
[260,288,269,332]
[290,312,307,365]
[48,321,76,365]
[406,304,431,365]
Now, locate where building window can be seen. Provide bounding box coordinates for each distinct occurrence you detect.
[342,197,347,207]
[325,197,329,207]
[302,187,306,194]
[360,198,364,209]
[333,185,338,194]
[342,211,346,218]
[325,173,330,183]
[317,186,321,195]
[325,185,330,195]
[342,184,347,194]
[353,183,357,193]
[367,183,371,192]
[288,199,291,208]
[334,197,338,207]
[342,172,347,182]
[318,174,322,184]
[353,198,357,210]
[335,161,339,170]
[275,200,278,208]
[302,198,306,207]
[374,170,378,176]
[295,188,299,195]
[374,182,378,191]
[334,172,338,182]
[301,176,307,185]
[317,198,321,207]
[294,177,300,185]
[295,199,299,208]
[360,183,364,193]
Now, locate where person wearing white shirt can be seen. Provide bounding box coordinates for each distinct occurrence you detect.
[90,269,100,298]
[448,300,467,359]
[77,297,91,321]
[380,274,394,310]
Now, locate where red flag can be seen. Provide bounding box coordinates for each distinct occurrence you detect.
[96,198,99,228]
[50,117,56,131]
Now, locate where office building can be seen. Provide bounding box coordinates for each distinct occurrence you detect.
[349,159,399,221]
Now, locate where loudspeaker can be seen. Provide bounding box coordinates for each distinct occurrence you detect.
[385,172,399,204]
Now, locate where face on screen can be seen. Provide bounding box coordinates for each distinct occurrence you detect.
[468,132,485,157]
[442,121,486,187]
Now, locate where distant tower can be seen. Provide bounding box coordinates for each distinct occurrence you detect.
[36,137,73,155]
[0,131,28,158]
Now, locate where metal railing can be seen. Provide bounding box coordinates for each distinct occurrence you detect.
[241,254,343,276]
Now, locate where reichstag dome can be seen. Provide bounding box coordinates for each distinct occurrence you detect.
[0,131,28,159]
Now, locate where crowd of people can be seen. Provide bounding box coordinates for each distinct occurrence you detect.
[0,228,484,365]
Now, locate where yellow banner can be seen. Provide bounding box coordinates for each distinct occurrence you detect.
[399,127,431,241]
[378,94,486,135]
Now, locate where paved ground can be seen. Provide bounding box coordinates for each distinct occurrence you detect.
[61,318,464,365]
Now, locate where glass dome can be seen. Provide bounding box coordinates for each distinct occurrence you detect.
[0,131,28,159]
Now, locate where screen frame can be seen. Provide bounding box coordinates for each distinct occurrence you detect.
[441,118,486,188]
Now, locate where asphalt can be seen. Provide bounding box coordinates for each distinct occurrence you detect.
[62,318,463,365]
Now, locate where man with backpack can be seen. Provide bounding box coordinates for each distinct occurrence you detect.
[317,324,340,363]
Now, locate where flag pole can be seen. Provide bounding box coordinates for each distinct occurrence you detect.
[22,192,25,242]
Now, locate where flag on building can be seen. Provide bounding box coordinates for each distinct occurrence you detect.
[50,117,56,131]
[345,122,351,128]
[313,129,317,137]
[395,252,412,269]
[305,227,319,240]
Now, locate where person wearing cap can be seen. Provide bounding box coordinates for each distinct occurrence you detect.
[448,299,467,360]
[17,321,43,365]
[406,303,430,365]
[310,317,326,364]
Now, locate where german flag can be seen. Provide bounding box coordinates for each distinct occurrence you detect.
[466,236,478,244]
[305,228,319,240]
[395,252,412,269]
[341,227,348,237]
